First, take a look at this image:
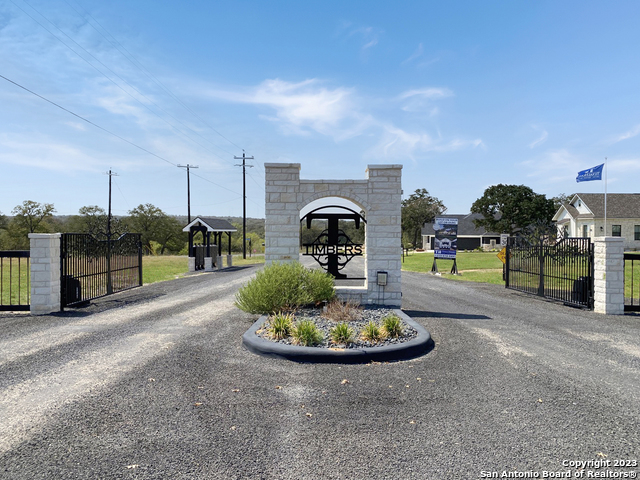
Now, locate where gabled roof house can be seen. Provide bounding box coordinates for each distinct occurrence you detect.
[421,213,501,251]
[553,193,640,250]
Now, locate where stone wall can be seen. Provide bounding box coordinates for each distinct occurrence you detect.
[265,163,403,306]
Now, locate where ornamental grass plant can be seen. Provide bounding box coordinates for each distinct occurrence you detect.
[292,320,324,346]
[360,321,384,343]
[268,312,294,340]
[234,262,335,315]
[381,313,404,338]
[329,322,355,345]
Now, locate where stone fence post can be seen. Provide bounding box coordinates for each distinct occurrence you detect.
[29,233,62,316]
[593,237,624,315]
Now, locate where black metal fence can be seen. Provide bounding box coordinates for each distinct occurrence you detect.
[0,250,30,311]
[60,233,142,308]
[624,253,640,312]
[506,237,594,308]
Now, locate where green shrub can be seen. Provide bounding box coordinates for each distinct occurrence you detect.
[302,268,336,305]
[292,320,324,346]
[360,321,383,343]
[268,312,294,340]
[329,322,355,344]
[381,314,403,338]
[235,262,335,314]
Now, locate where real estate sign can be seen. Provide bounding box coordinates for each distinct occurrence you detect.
[433,217,458,259]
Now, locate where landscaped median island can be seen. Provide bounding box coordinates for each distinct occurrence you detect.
[235,261,433,363]
[242,307,432,363]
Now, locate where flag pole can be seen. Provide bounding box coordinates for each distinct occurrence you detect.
[604,158,607,236]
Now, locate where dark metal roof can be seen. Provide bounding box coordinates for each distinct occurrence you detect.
[421,213,500,236]
[182,216,237,232]
[567,194,640,219]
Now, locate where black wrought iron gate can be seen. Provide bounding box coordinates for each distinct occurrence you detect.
[61,233,142,308]
[624,253,640,312]
[506,237,594,308]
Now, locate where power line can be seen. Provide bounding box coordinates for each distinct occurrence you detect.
[0,73,175,167]
[67,0,244,153]
[246,170,265,193]
[0,73,243,198]
[15,0,232,163]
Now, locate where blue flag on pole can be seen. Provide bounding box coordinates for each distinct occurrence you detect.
[576,163,604,182]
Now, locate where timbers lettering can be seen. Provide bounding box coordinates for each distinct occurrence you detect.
[304,244,363,256]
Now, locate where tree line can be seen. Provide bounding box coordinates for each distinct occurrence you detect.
[401,185,567,249]
[0,201,266,255]
[2,183,566,253]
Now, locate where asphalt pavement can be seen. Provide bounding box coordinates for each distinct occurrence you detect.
[0,266,639,479]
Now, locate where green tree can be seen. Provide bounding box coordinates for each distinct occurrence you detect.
[66,205,126,237]
[401,189,446,248]
[0,211,7,249]
[126,203,183,254]
[11,200,56,234]
[470,184,556,235]
[229,223,264,254]
[3,201,56,249]
[551,193,570,212]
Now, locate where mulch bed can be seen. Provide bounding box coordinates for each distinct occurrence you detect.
[255,306,418,349]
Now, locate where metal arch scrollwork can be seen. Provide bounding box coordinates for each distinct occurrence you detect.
[301,206,365,279]
[304,229,363,278]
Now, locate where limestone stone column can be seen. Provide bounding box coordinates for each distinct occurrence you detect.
[265,163,301,264]
[593,237,625,315]
[29,233,62,315]
[365,165,403,306]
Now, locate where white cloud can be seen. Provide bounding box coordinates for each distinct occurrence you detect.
[336,20,382,51]
[398,88,453,101]
[397,87,454,113]
[608,157,640,172]
[522,149,583,183]
[349,26,381,50]
[528,129,548,148]
[204,78,367,139]
[369,124,482,160]
[201,78,480,160]
[0,133,102,172]
[402,43,424,65]
[612,124,640,143]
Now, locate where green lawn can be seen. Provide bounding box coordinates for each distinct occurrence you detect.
[626,256,640,303]
[142,254,265,285]
[401,251,505,285]
[0,258,30,306]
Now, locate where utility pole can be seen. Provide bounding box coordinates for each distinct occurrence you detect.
[234,151,254,259]
[104,169,118,295]
[177,164,198,223]
[105,169,118,239]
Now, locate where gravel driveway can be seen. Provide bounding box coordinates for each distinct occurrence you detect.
[1,266,638,479]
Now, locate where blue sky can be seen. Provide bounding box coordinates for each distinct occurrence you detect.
[2,0,640,219]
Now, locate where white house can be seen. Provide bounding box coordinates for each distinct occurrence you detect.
[553,193,640,250]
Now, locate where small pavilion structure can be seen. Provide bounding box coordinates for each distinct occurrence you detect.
[182,217,237,272]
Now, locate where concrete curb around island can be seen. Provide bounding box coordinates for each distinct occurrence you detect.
[242,309,434,363]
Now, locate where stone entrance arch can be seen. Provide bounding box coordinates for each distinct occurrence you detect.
[265,163,402,306]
